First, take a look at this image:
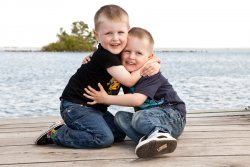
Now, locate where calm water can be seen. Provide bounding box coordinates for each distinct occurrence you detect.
[0,50,250,119]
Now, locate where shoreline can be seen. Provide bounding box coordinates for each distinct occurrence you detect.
[1,47,250,53]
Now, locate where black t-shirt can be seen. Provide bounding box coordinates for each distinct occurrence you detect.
[61,45,122,111]
[123,72,186,118]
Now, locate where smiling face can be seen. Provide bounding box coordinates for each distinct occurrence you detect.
[94,16,129,54]
[121,35,152,72]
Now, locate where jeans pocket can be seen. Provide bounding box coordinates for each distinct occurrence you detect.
[60,101,82,125]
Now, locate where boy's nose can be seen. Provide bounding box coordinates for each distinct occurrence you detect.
[112,33,119,40]
[129,53,136,59]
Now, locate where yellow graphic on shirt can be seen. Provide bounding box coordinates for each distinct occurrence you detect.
[107,78,120,95]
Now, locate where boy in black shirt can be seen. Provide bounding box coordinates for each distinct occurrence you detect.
[35,5,159,148]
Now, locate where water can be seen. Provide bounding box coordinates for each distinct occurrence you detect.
[0,50,250,119]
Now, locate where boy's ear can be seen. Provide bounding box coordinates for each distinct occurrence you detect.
[93,30,99,41]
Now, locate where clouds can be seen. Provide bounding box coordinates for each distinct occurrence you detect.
[0,0,249,48]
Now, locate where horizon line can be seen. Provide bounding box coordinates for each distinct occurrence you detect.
[1,46,250,52]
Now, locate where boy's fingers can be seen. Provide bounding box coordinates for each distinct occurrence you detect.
[98,83,105,91]
[84,88,95,96]
[141,67,151,76]
[87,85,97,93]
[87,101,96,105]
[83,93,95,100]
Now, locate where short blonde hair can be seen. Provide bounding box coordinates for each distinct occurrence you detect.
[94,4,129,30]
[128,27,154,52]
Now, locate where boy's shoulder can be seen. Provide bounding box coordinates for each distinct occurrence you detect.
[137,72,168,85]
[94,44,120,57]
[141,72,163,81]
[91,44,122,67]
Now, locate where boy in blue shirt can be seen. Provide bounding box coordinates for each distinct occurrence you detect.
[84,27,186,158]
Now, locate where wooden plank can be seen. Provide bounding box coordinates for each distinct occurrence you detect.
[1,136,249,147]
[0,109,249,124]
[0,111,249,127]
[188,108,246,113]
[0,116,60,124]
[187,111,250,118]
[184,124,250,131]
[0,144,250,165]
[0,125,52,133]
[177,137,250,147]
[1,127,250,140]
[1,117,250,132]
[1,114,249,129]
[2,124,249,133]
[0,156,249,167]
[187,116,250,125]
[180,130,250,139]
[0,122,52,129]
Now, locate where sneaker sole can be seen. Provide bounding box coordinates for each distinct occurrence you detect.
[34,123,63,145]
[135,139,177,158]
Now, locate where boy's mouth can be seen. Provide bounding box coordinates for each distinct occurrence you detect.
[110,43,120,46]
[125,61,136,65]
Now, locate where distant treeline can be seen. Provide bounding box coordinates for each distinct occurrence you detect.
[42,21,96,52]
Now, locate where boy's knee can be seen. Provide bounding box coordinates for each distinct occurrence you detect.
[132,110,150,129]
[131,112,142,128]
[114,111,124,121]
[115,111,127,118]
[132,110,145,123]
[114,111,130,125]
[95,134,114,148]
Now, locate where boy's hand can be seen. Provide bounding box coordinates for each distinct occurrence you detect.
[141,55,161,77]
[82,53,93,64]
[83,83,108,105]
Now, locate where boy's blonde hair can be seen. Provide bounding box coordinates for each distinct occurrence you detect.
[128,27,154,52]
[94,4,129,31]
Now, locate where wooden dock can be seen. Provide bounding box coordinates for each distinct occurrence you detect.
[0,109,250,167]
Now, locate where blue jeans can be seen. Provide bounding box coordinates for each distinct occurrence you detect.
[53,100,126,148]
[114,107,186,144]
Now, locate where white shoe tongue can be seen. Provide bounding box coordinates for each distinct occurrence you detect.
[147,129,159,138]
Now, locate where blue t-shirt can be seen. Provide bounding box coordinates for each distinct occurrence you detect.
[124,72,186,118]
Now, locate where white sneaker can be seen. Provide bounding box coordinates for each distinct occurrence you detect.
[135,132,177,158]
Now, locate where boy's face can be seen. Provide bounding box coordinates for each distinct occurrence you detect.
[94,16,129,54]
[121,36,152,72]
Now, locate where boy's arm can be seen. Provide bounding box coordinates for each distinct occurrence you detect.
[83,83,147,106]
[107,65,141,87]
[141,56,161,77]
[82,55,160,86]
[82,53,93,64]
[107,57,160,87]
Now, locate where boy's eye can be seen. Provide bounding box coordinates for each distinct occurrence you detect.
[105,32,112,35]
[124,50,131,53]
[136,52,143,55]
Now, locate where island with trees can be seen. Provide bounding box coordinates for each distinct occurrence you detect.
[42,21,96,52]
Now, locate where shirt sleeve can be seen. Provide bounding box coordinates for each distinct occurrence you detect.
[134,73,161,99]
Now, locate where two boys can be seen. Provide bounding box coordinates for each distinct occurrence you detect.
[84,27,186,158]
[35,5,158,149]
[35,4,186,158]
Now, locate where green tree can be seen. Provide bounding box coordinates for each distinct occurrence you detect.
[42,21,96,52]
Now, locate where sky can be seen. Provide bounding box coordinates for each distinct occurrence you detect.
[0,0,250,49]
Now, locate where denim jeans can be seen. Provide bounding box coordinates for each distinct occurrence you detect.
[114,107,186,144]
[53,100,126,148]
